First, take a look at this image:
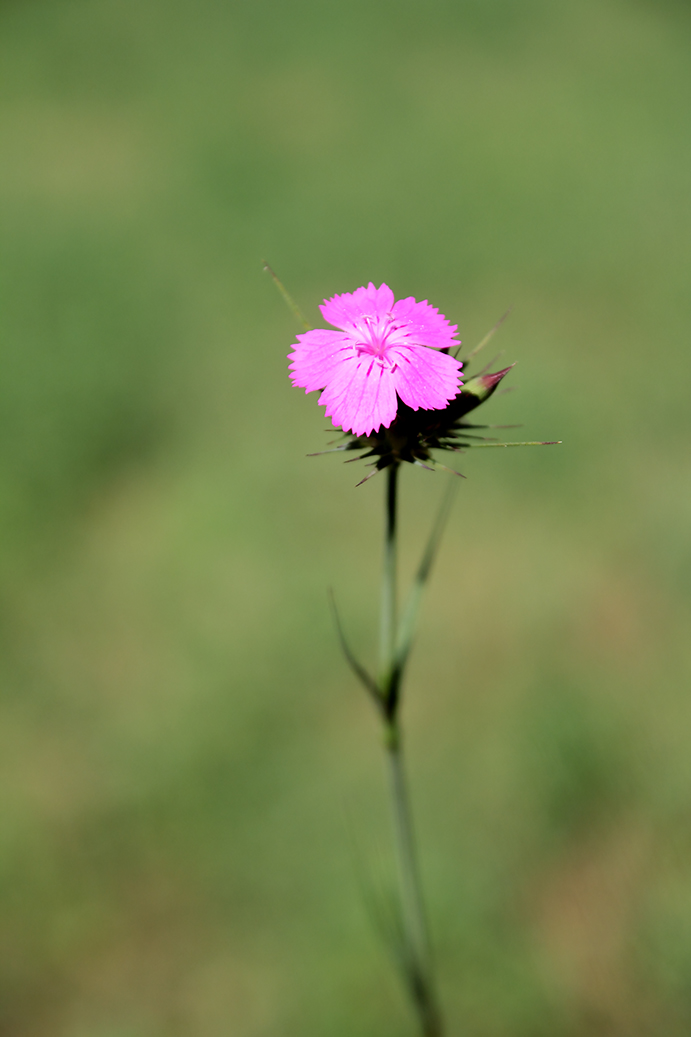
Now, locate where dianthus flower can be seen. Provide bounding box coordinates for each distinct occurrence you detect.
[288,283,462,437]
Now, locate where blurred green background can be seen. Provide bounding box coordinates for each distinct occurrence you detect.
[1,0,691,1033]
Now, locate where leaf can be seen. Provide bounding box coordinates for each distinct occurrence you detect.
[455,307,512,362]
[263,261,311,330]
[328,588,382,704]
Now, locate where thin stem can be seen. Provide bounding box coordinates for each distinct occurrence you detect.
[379,463,398,680]
[387,725,442,1037]
[378,463,443,1037]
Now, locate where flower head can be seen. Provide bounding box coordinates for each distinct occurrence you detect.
[288,283,462,437]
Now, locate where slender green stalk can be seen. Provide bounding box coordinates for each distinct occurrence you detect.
[379,464,443,1037]
[387,725,442,1036]
[379,462,398,681]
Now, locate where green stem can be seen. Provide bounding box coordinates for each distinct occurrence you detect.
[379,464,443,1037]
[387,724,442,1036]
[379,462,398,681]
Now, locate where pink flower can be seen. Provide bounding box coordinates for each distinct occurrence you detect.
[288,283,463,437]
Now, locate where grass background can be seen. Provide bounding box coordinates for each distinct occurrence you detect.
[1,0,691,1033]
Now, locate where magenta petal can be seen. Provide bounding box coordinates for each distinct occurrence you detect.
[320,282,395,331]
[318,353,398,436]
[390,345,462,411]
[390,296,459,351]
[288,329,353,392]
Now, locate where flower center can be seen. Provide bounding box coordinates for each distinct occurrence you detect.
[354,313,408,362]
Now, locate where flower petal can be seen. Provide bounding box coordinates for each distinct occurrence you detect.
[288,329,354,392]
[390,296,459,351]
[390,344,462,412]
[318,352,398,436]
[319,283,395,332]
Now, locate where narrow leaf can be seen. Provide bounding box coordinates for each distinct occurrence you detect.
[306,446,351,456]
[328,589,381,703]
[263,261,311,330]
[429,460,467,477]
[462,440,561,448]
[344,453,377,463]
[474,351,507,378]
[455,307,512,362]
[356,467,382,487]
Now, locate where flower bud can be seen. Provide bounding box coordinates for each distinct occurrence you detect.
[450,366,515,418]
